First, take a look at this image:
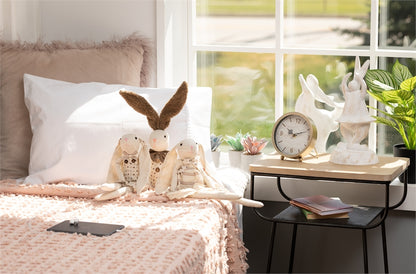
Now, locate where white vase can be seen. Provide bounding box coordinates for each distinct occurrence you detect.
[228,150,242,168]
[240,153,263,172]
[211,150,221,168]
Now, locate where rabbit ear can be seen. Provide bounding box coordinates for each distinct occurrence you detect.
[107,139,123,183]
[136,141,151,193]
[159,81,188,130]
[198,143,206,170]
[119,90,160,130]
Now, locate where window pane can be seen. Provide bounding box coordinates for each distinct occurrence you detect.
[284,0,370,49]
[376,57,415,155]
[197,51,275,140]
[284,55,362,151]
[195,0,275,47]
[379,0,416,49]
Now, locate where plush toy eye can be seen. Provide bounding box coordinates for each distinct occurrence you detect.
[135,137,138,140]
[180,143,183,146]
[164,135,167,138]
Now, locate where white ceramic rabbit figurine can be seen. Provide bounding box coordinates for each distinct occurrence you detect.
[156,138,264,208]
[95,134,151,201]
[119,82,188,189]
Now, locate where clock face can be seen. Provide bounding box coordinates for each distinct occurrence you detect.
[272,112,316,158]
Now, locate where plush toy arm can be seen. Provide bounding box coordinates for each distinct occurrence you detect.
[235,198,264,208]
[95,186,131,201]
[100,183,122,192]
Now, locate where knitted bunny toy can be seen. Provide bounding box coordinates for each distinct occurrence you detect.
[156,138,264,208]
[95,134,151,201]
[119,82,188,189]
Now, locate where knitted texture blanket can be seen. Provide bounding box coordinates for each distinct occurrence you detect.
[0,181,248,273]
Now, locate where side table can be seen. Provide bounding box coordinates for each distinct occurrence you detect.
[249,154,409,273]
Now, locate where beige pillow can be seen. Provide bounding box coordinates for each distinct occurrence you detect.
[0,34,152,179]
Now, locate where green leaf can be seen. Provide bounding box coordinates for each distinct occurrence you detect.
[365,70,397,92]
[400,76,416,92]
[367,90,385,103]
[372,115,397,129]
[397,89,415,103]
[392,60,413,84]
[382,89,403,104]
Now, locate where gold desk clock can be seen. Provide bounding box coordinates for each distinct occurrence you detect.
[272,112,317,161]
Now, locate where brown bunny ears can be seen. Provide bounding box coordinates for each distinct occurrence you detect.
[119,81,188,130]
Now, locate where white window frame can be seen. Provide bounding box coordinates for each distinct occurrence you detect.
[156,0,415,211]
[157,0,416,153]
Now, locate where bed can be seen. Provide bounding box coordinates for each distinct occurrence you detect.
[0,35,249,273]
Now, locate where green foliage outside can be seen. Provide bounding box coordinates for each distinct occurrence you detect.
[196,0,415,152]
[197,52,275,140]
[196,0,368,17]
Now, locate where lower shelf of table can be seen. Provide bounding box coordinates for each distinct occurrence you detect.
[273,205,385,229]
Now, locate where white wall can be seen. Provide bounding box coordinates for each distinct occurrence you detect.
[38,0,155,43]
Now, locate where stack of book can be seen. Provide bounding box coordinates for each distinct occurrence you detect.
[290,195,353,220]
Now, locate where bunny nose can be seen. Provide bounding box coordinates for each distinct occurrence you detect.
[153,138,156,143]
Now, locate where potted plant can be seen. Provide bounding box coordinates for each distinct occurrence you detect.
[364,60,415,183]
[210,134,223,168]
[226,131,246,168]
[240,135,268,172]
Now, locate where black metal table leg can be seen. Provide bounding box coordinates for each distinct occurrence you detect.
[362,229,369,273]
[288,223,298,273]
[266,222,277,273]
[381,221,389,273]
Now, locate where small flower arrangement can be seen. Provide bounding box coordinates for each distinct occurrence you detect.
[241,135,268,155]
[210,134,223,152]
[226,131,245,151]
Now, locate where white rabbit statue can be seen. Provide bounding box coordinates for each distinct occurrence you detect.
[95,134,151,201]
[119,82,188,189]
[156,138,264,208]
[296,74,344,154]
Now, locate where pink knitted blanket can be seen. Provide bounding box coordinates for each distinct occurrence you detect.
[0,180,248,273]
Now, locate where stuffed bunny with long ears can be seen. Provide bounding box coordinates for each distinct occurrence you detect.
[156,138,264,208]
[95,134,151,201]
[119,82,188,189]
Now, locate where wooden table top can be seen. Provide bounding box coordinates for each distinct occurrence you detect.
[249,153,410,182]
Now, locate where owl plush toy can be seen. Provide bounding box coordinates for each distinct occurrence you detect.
[95,134,151,201]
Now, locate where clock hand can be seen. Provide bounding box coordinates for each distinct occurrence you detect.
[294,130,308,135]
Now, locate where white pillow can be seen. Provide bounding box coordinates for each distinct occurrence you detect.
[23,74,212,185]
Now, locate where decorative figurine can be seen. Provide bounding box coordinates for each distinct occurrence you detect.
[330,57,378,165]
[296,74,344,154]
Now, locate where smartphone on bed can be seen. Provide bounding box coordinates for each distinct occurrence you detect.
[47,220,124,237]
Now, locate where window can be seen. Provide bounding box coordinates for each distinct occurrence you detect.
[159,0,415,154]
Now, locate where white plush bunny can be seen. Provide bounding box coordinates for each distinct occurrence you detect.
[156,139,264,208]
[95,134,151,201]
[119,82,188,189]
